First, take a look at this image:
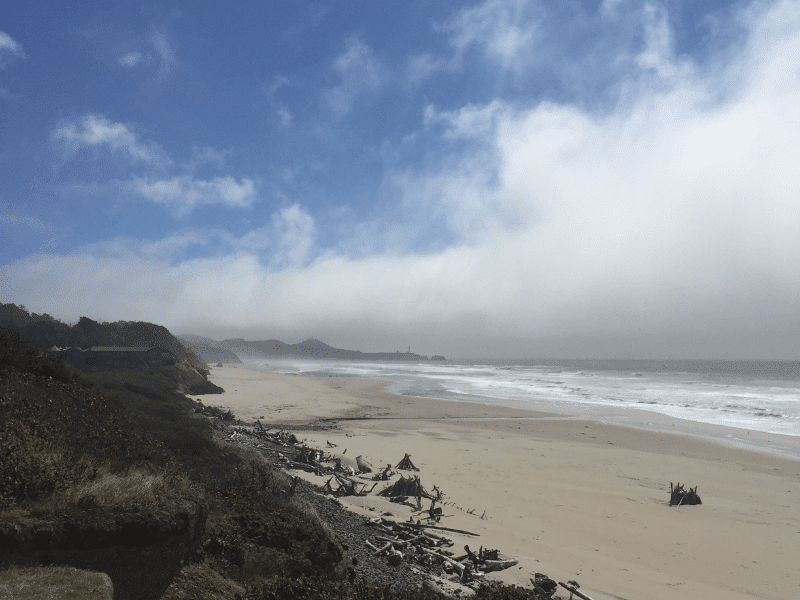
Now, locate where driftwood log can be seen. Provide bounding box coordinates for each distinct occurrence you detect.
[464,545,517,572]
[559,581,595,600]
[356,455,373,473]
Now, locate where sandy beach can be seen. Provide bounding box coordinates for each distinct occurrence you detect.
[193,365,800,600]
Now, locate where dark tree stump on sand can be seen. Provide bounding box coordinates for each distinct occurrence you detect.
[670,482,702,506]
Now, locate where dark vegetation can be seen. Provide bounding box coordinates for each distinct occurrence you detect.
[0,303,206,370]
[0,307,547,600]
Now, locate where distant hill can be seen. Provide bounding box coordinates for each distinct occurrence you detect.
[202,336,440,361]
[177,334,243,364]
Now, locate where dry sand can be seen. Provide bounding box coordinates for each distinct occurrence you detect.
[193,365,800,600]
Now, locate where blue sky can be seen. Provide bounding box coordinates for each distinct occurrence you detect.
[2,0,799,358]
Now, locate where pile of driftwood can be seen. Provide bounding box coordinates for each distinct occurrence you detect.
[379,475,433,499]
[396,453,419,471]
[322,475,378,497]
[372,464,395,481]
[253,421,300,445]
[669,482,702,506]
[222,426,298,448]
[365,518,518,584]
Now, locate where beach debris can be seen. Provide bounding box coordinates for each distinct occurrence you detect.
[559,580,596,600]
[669,482,702,506]
[364,518,507,581]
[427,496,443,522]
[531,574,557,598]
[379,475,433,500]
[252,428,300,446]
[378,474,435,510]
[372,464,394,481]
[356,455,373,473]
[411,523,479,537]
[395,453,419,471]
[322,474,378,497]
[326,440,338,447]
[463,545,517,572]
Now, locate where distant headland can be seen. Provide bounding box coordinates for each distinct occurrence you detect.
[179,334,445,362]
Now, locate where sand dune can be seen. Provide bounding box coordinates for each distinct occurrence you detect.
[192,365,800,600]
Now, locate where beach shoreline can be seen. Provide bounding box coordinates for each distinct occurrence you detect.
[193,365,800,600]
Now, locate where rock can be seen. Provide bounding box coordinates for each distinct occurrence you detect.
[387,553,403,566]
[0,566,113,600]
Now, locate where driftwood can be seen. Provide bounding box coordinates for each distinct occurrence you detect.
[559,581,595,600]
[364,518,515,582]
[464,545,517,571]
[254,429,299,446]
[396,453,419,471]
[372,464,394,481]
[281,460,317,472]
[405,523,480,537]
[356,455,373,473]
[378,475,433,500]
[323,475,378,497]
[670,482,702,506]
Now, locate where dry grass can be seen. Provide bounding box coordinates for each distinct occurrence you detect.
[0,565,113,600]
[59,466,193,509]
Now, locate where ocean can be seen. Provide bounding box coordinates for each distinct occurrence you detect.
[247,357,800,459]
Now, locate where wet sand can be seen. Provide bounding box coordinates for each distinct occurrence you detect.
[193,365,800,600]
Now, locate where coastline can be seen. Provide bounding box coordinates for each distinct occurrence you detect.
[193,365,800,600]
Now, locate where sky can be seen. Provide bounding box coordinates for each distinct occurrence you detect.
[1,0,799,359]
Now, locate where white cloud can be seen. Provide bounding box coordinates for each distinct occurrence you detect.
[150,29,177,78]
[118,50,144,67]
[266,75,289,95]
[635,3,690,81]
[0,205,59,251]
[424,100,507,139]
[51,115,171,166]
[441,0,542,72]
[601,0,626,18]
[129,175,257,216]
[234,203,316,267]
[79,230,211,262]
[0,31,26,69]
[276,107,293,128]
[271,204,315,266]
[187,145,229,168]
[325,38,384,115]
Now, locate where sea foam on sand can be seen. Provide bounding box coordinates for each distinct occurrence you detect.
[193,365,800,600]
